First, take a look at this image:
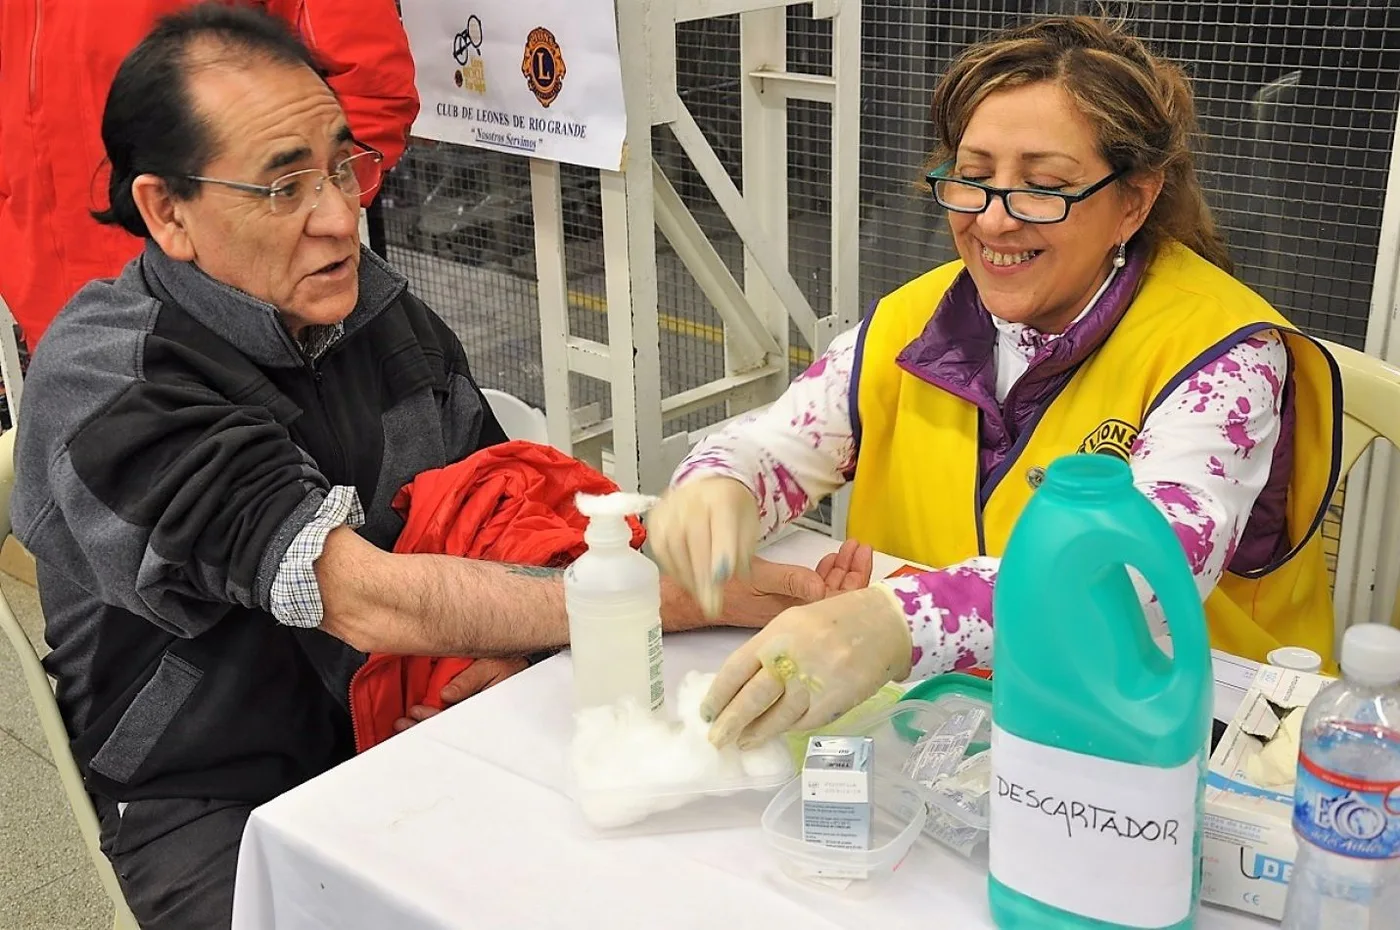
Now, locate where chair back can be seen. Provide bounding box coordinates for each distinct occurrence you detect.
[482,388,550,445]
[0,429,138,928]
[1323,339,1400,633]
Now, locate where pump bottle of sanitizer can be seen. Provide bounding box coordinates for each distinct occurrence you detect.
[566,492,665,713]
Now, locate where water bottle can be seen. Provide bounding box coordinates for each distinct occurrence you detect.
[989,453,1212,929]
[1281,622,1400,930]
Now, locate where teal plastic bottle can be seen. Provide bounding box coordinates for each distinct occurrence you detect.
[988,454,1213,930]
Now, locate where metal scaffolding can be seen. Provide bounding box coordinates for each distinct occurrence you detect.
[377,0,1400,623]
[524,0,862,498]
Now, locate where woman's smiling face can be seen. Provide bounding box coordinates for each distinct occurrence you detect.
[946,81,1155,333]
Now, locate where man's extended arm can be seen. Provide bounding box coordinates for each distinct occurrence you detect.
[314,526,772,656]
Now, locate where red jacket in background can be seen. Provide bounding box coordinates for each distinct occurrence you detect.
[0,0,420,350]
[349,441,647,752]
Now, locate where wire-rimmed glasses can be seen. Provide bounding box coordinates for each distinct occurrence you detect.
[185,149,384,216]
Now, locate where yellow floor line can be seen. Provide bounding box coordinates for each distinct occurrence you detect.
[555,287,814,367]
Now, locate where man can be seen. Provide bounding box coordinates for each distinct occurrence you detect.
[0,0,418,353]
[10,7,860,927]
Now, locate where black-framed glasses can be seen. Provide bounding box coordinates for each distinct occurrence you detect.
[185,148,384,217]
[926,163,1124,225]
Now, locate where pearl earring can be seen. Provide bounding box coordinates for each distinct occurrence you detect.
[1112,242,1127,269]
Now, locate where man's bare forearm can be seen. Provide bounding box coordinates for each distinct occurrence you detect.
[317,527,568,655]
[315,526,710,656]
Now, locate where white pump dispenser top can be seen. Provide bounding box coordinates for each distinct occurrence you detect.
[576,492,658,548]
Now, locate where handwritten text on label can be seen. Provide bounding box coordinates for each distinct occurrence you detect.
[996,777,1181,844]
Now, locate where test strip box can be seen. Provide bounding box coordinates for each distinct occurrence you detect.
[801,736,874,850]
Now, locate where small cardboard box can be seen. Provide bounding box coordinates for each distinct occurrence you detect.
[1201,664,1332,921]
[801,736,874,852]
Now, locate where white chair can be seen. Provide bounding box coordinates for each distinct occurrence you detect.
[0,294,25,425]
[482,387,550,445]
[0,429,138,929]
[1328,340,1400,479]
[1324,340,1400,635]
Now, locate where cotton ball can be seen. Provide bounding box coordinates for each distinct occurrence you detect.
[658,718,727,784]
[570,699,661,786]
[575,699,708,827]
[572,700,676,828]
[683,718,743,795]
[676,669,792,782]
[675,670,715,733]
[568,671,796,828]
[739,738,792,778]
[569,695,732,827]
[678,671,792,779]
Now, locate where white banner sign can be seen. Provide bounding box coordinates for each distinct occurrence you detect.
[401,0,627,171]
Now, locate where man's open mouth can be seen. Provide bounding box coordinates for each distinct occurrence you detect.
[312,258,350,276]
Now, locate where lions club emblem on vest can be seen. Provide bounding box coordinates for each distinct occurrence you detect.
[522,27,566,107]
[1078,418,1139,462]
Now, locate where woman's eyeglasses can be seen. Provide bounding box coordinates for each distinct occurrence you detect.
[926,163,1124,225]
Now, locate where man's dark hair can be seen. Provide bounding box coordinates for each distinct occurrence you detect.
[93,2,327,238]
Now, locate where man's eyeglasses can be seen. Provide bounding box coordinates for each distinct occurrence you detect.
[926,163,1124,225]
[185,149,384,217]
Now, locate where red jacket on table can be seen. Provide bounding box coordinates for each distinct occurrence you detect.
[349,441,647,753]
[0,0,419,350]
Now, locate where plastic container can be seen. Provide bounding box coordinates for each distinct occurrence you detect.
[761,697,992,889]
[568,668,797,834]
[990,454,1213,930]
[565,492,665,712]
[899,672,993,755]
[1268,646,1324,674]
[783,682,907,767]
[895,675,995,857]
[761,772,927,894]
[1282,623,1400,929]
[569,756,795,835]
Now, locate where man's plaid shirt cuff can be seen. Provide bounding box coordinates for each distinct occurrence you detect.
[269,485,366,628]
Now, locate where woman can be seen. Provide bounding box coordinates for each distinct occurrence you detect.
[648,16,1341,749]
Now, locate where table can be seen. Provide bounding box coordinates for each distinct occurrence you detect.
[232,530,1274,930]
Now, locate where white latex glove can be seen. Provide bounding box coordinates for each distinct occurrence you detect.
[1246,706,1306,789]
[647,476,760,619]
[700,583,914,749]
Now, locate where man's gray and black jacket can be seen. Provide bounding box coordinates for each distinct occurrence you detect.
[11,244,505,804]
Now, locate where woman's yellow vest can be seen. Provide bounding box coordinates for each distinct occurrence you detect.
[847,243,1342,664]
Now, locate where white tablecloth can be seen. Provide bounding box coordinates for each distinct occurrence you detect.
[232,530,1273,930]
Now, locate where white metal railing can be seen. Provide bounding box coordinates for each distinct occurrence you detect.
[529,0,860,512]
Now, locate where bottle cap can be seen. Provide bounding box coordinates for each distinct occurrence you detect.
[1042,453,1133,498]
[1341,623,1400,688]
[1266,646,1323,674]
